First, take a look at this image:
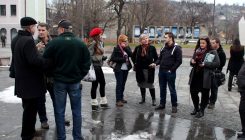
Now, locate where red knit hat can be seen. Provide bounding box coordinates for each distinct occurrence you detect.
[89,27,103,37]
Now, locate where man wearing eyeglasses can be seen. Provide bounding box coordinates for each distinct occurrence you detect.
[43,20,91,140]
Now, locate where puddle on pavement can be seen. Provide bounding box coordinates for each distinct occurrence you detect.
[87,110,238,140]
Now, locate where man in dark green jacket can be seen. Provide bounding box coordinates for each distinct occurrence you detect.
[43,19,91,140]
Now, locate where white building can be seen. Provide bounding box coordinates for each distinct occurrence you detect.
[0,0,46,47]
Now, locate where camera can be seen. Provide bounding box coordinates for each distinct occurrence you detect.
[102,56,107,61]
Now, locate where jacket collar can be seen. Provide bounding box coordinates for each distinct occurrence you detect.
[59,32,75,37]
[18,30,32,36]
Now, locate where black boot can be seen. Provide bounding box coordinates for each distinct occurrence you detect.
[190,109,199,115]
[150,88,156,106]
[195,109,204,118]
[139,88,146,104]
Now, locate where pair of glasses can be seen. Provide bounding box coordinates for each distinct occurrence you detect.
[199,36,209,40]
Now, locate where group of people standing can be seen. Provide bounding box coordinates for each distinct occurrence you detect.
[8,16,245,140]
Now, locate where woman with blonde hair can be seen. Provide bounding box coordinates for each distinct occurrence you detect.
[132,34,158,106]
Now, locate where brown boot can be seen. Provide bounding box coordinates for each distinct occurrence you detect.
[116,101,124,107]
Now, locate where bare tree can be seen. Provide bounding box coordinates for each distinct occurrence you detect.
[108,0,126,40]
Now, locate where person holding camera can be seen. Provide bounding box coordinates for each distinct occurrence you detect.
[88,27,109,111]
[189,36,220,118]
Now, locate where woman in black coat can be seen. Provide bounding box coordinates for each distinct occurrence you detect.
[110,34,132,107]
[227,38,244,91]
[132,34,158,106]
[189,36,220,118]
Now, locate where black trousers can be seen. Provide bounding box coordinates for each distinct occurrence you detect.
[37,95,48,123]
[239,92,245,133]
[91,66,106,99]
[21,98,39,140]
[190,88,210,111]
[210,77,218,104]
[228,72,235,90]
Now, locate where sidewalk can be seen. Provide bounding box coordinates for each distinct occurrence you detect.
[0,58,241,140]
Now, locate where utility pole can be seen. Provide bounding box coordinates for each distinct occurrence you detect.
[212,0,215,37]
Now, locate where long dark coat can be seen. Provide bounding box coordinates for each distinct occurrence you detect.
[227,46,244,75]
[189,49,220,89]
[11,30,47,99]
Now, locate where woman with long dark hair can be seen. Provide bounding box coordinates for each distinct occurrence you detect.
[227,38,244,91]
[88,27,108,111]
[132,34,158,106]
[189,36,220,118]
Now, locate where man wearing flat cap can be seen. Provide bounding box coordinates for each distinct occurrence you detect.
[43,19,91,140]
[9,17,50,140]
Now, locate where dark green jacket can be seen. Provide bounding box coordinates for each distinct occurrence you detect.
[43,32,91,83]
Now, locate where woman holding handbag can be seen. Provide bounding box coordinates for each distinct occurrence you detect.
[189,36,220,118]
[88,27,109,111]
[110,34,132,107]
[132,34,158,106]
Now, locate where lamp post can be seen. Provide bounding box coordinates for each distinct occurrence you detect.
[212,0,216,37]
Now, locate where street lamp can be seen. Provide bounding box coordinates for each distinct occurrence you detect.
[212,0,216,37]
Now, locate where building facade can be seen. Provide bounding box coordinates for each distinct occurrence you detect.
[0,0,46,47]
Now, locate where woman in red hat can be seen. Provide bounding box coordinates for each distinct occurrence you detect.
[88,27,109,111]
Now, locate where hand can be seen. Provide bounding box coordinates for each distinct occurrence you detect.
[199,62,204,67]
[149,63,156,68]
[191,59,196,64]
[36,42,45,50]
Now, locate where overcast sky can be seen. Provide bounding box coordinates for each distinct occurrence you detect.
[47,0,244,6]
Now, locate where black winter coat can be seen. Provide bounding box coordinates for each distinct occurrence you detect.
[132,45,158,83]
[10,30,48,99]
[110,45,132,72]
[155,43,182,72]
[216,46,226,71]
[227,46,244,75]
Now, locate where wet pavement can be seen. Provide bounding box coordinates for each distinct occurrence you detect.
[0,57,243,140]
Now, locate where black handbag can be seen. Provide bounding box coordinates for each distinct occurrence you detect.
[214,71,226,86]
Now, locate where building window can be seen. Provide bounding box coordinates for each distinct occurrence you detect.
[0,5,6,16]
[11,5,16,16]
[11,28,17,40]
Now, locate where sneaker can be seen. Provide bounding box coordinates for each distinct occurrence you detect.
[155,104,165,110]
[116,101,124,107]
[208,103,215,109]
[41,122,49,129]
[172,106,177,113]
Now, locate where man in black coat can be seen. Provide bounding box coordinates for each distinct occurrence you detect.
[208,38,226,109]
[9,17,49,140]
[238,62,245,138]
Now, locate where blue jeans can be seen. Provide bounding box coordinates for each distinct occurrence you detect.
[54,81,82,140]
[114,70,129,102]
[158,70,177,107]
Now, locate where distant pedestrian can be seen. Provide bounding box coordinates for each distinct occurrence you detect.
[43,19,91,140]
[88,27,109,111]
[227,38,244,91]
[132,34,158,106]
[110,34,132,107]
[189,36,220,118]
[1,34,6,47]
[10,17,50,140]
[208,38,226,109]
[237,62,245,138]
[151,32,182,113]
